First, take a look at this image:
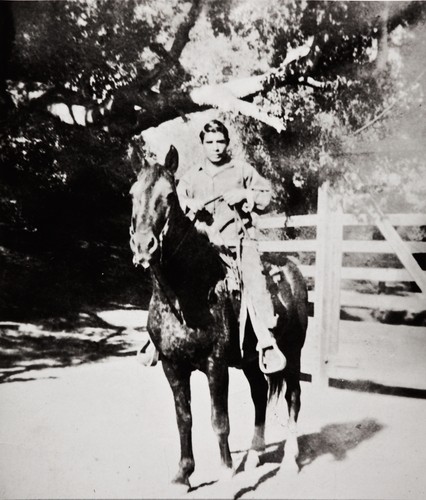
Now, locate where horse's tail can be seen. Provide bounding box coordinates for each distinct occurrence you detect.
[267,370,286,401]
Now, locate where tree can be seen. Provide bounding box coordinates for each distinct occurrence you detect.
[1,0,426,315]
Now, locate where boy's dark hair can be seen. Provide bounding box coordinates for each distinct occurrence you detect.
[199,120,230,144]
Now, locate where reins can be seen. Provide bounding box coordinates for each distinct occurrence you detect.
[143,194,247,326]
[160,193,221,264]
[161,216,196,265]
[151,193,227,325]
[151,263,185,324]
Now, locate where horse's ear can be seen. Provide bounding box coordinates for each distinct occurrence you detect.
[164,145,179,175]
[130,140,148,173]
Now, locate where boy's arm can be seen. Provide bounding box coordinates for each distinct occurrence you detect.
[176,176,205,217]
[242,163,272,212]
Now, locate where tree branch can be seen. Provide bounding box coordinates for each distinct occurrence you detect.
[375,3,389,72]
[140,0,203,90]
[191,85,285,132]
[26,35,323,136]
[351,99,397,137]
[387,1,426,33]
[221,37,314,98]
[351,69,425,137]
[169,0,203,61]
[0,2,16,115]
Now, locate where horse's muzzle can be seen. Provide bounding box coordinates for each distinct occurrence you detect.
[131,231,158,269]
[133,255,151,269]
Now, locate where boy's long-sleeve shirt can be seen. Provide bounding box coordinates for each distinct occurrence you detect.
[177,158,272,245]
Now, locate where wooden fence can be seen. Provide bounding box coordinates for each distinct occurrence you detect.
[257,184,426,390]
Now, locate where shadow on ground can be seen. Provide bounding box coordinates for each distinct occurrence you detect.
[0,312,146,383]
[229,418,383,499]
[0,236,153,383]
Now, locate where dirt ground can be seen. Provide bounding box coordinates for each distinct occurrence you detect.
[1,351,426,500]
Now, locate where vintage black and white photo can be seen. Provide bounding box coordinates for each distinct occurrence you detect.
[1,1,425,498]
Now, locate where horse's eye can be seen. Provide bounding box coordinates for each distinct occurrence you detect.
[154,197,163,212]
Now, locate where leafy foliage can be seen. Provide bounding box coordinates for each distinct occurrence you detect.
[11,0,160,97]
[1,0,426,318]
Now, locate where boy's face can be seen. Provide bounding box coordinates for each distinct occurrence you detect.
[202,131,228,165]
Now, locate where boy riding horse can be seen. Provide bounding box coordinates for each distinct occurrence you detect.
[177,119,285,374]
[137,119,285,374]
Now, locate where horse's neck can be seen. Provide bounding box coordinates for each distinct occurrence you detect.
[151,199,225,328]
[158,197,224,293]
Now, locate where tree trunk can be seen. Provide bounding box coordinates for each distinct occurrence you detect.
[375,3,389,72]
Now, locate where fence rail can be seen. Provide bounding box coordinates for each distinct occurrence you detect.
[259,239,426,254]
[307,290,425,311]
[299,265,423,282]
[258,212,426,229]
[258,188,426,388]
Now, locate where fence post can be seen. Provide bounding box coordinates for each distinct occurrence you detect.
[313,182,343,387]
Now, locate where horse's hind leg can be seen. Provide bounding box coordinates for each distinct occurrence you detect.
[243,360,268,469]
[206,363,233,476]
[280,372,301,473]
[162,360,194,488]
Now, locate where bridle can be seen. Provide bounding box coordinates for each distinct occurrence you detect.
[129,207,169,267]
[130,204,197,267]
[129,192,224,325]
[130,200,196,325]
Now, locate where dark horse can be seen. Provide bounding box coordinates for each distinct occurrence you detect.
[129,145,308,489]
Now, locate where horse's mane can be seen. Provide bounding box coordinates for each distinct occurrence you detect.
[159,194,228,328]
[130,161,228,328]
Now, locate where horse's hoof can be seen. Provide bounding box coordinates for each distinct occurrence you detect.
[169,481,190,497]
[218,465,235,482]
[277,458,300,476]
[245,449,260,470]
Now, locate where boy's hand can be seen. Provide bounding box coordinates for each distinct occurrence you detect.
[186,198,206,214]
[223,188,247,206]
[186,198,206,220]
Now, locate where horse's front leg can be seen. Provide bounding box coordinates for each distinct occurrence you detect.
[162,360,194,488]
[206,361,233,475]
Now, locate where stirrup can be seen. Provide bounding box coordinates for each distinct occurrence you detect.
[258,343,286,374]
[137,339,159,367]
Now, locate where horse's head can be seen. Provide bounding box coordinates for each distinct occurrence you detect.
[129,145,179,268]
